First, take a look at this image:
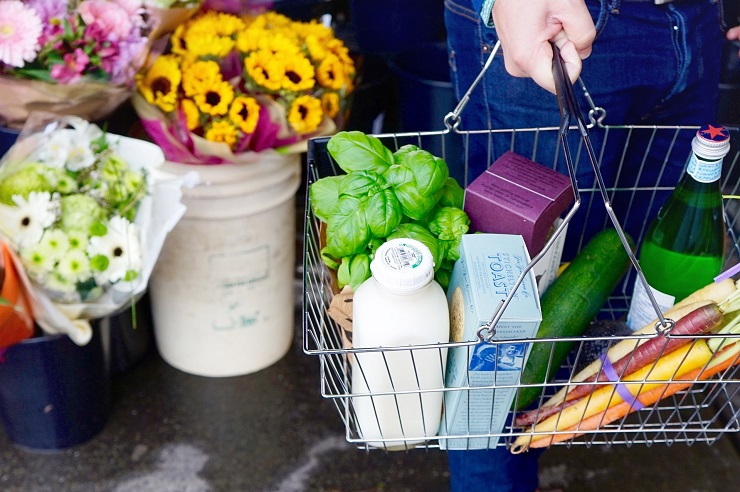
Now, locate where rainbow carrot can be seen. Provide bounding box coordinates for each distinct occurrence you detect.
[514,344,740,450]
[515,303,723,428]
[510,340,715,452]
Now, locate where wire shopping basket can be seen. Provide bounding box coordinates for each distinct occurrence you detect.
[302,43,740,451]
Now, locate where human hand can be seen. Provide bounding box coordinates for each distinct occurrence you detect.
[492,0,596,93]
[728,25,740,58]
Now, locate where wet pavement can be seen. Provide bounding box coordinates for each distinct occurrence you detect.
[1,181,740,492]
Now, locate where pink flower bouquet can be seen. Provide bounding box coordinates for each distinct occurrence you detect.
[0,0,154,129]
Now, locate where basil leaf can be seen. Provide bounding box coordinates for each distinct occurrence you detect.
[337,254,371,291]
[428,207,470,241]
[438,177,465,209]
[309,175,343,222]
[327,131,394,174]
[326,195,369,258]
[363,187,402,237]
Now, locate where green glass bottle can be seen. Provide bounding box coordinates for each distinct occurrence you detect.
[627,124,731,331]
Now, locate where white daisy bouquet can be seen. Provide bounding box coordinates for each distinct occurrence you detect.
[0,114,188,345]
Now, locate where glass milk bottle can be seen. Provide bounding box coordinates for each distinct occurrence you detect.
[351,238,450,449]
[627,124,730,330]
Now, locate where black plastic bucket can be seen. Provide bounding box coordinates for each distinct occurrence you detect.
[389,42,464,183]
[0,328,111,451]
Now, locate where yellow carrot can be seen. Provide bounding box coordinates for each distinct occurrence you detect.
[539,279,736,411]
[511,340,714,452]
[519,343,740,449]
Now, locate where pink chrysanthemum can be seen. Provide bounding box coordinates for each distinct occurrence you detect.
[0,0,43,68]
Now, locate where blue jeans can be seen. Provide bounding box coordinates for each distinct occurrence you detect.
[444,1,724,490]
[444,0,725,260]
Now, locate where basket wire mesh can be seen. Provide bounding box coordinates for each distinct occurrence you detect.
[302,43,740,450]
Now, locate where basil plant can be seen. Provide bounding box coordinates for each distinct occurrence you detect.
[309,131,470,291]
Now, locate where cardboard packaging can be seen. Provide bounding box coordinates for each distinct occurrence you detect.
[463,152,574,292]
[440,234,542,450]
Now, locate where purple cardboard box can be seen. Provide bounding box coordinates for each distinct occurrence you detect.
[464,151,574,256]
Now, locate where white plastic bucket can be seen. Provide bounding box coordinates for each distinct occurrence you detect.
[149,153,301,377]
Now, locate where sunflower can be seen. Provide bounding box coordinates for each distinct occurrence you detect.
[137,55,181,113]
[304,34,327,63]
[181,60,222,98]
[205,120,238,149]
[181,99,201,131]
[281,54,315,92]
[193,79,234,117]
[229,96,261,134]
[321,92,340,119]
[236,28,262,53]
[316,54,346,91]
[183,31,235,59]
[250,11,293,31]
[287,95,323,134]
[244,50,285,92]
[169,22,189,56]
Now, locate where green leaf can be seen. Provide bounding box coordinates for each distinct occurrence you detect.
[90,254,109,272]
[320,246,341,270]
[327,131,394,174]
[428,207,470,241]
[325,195,369,258]
[438,177,465,209]
[309,175,343,222]
[337,254,371,291]
[363,188,402,238]
[338,171,384,198]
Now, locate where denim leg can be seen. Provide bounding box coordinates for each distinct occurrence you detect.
[448,448,544,492]
[443,2,725,488]
[444,0,724,257]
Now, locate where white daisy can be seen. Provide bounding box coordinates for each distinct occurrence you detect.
[66,120,105,172]
[37,132,71,169]
[38,229,70,262]
[20,243,55,278]
[10,191,56,248]
[65,131,97,172]
[66,229,90,251]
[57,249,92,284]
[87,216,142,285]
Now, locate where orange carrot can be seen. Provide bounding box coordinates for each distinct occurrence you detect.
[515,303,724,428]
[516,345,740,450]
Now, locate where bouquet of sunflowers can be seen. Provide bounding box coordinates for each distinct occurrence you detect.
[132,9,356,163]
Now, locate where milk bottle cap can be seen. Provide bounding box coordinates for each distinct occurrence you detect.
[370,238,435,292]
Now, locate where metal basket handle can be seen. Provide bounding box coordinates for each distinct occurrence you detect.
[476,42,674,342]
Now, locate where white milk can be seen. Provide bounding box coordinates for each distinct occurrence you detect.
[351,238,449,449]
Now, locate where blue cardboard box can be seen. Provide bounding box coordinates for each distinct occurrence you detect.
[440,234,542,449]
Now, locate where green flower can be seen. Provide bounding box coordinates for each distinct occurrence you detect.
[50,168,79,195]
[59,194,106,234]
[0,163,54,204]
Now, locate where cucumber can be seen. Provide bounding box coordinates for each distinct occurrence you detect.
[515,228,634,411]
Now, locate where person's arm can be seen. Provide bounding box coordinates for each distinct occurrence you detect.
[490,0,596,93]
[728,25,740,58]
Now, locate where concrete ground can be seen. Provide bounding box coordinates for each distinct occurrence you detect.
[1,183,740,492]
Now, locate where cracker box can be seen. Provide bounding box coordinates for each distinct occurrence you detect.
[439,234,542,450]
